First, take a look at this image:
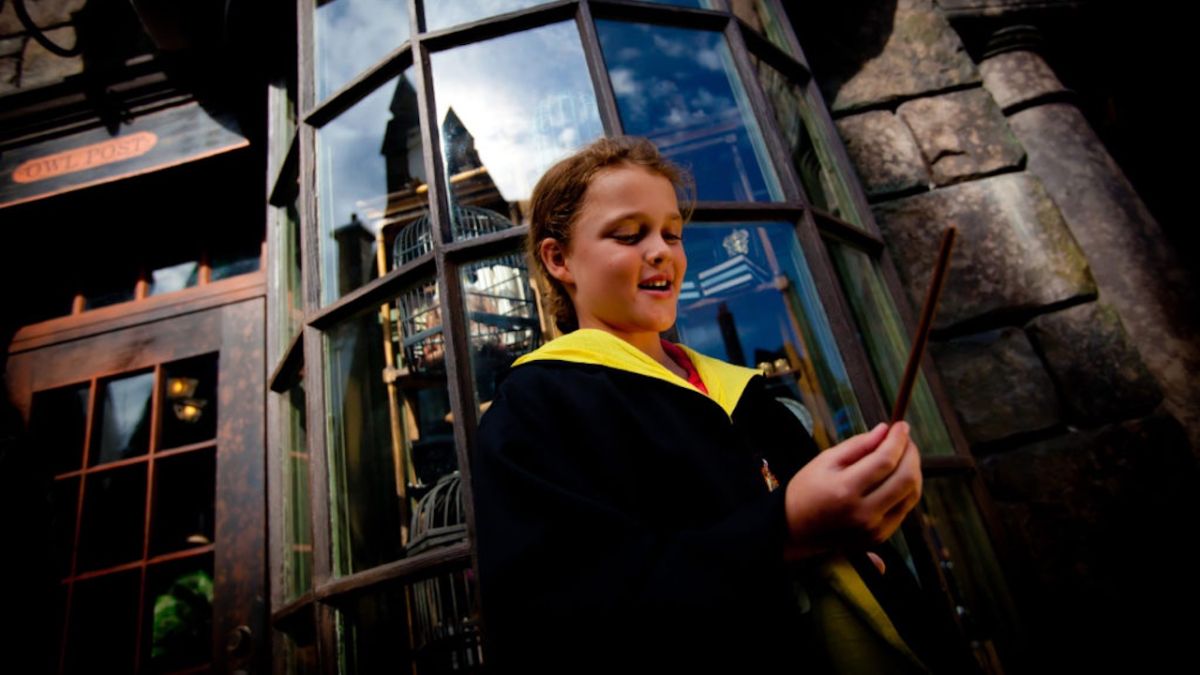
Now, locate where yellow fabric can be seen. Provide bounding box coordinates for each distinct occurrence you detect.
[512,328,762,418]
[817,556,929,673]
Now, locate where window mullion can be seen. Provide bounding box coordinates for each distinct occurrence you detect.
[578,0,625,137]
[295,4,339,675]
[724,17,804,204]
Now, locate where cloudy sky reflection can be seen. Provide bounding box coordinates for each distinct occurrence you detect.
[317,70,423,303]
[315,0,411,103]
[597,21,781,202]
[431,21,603,205]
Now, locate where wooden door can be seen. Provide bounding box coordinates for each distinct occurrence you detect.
[5,298,266,674]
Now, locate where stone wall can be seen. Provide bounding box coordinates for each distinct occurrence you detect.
[0,0,88,96]
[793,0,1200,671]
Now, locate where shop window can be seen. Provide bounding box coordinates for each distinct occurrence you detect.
[677,221,865,444]
[316,69,428,305]
[750,53,865,225]
[279,2,1016,672]
[314,0,412,103]
[596,20,783,202]
[431,20,603,241]
[459,250,544,413]
[282,379,313,600]
[730,0,796,57]
[30,353,220,672]
[828,241,955,455]
[424,0,551,32]
[323,276,463,574]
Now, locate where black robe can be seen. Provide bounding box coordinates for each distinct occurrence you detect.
[469,329,949,673]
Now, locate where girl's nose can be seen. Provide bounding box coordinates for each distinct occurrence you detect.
[645,233,671,265]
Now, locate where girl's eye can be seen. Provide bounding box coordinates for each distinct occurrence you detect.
[612,232,640,243]
[665,232,683,242]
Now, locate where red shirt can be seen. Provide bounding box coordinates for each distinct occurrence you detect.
[660,339,709,395]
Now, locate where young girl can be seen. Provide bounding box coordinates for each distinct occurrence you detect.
[470,137,950,673]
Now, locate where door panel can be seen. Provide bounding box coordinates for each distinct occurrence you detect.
[6,297,265,674]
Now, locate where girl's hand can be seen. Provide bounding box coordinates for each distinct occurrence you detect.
[782,422,922,561]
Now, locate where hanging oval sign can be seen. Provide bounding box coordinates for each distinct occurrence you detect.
[12,131,159,184]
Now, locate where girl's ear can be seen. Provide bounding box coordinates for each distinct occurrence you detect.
[539,237,574,286]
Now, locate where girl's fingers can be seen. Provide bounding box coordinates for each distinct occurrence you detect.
[824,422,889,469]
[858,437,922,526]
[842,422,911,496]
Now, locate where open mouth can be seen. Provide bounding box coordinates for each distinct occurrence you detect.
[638,279,672,291]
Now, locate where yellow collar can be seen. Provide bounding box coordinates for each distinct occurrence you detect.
[512,328,763,418]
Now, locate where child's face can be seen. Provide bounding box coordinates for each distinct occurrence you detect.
[547,163,687,341]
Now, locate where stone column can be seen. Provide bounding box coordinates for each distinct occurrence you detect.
[979,38,1200,452]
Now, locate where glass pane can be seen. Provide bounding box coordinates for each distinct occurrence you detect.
[210,243,262,281]
[77,464,147,571]
[63,570,140,674]
[144,555,214,673]
[284,381,314,599]
[149,448,216,556]
[460,251,543,412]
[432,21,603,240]
[317,69,428,305]
[751,55,864,225]
[284,630,319,675]
[732,0,796,55]
[52,477,80,580]
[335,588,413,672]
[91,370,154,466]
[829,243,955,455]
[285,201,304,343]
[161,354,218,450]
[674,222,864,444]
[923,478,1022,665]
[83,276,136,310]
[324,278,457,574]
[424,0,550,32]
[30,382,90,475]
[148,260,200,296]
[314,0,411,103]
[597,21,783,202]
[334,578,482,672]
[409,570,484,671]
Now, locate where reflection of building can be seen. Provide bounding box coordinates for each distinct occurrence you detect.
[2,2,1196,674]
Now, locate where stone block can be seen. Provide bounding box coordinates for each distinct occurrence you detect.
[978,413,1199,670]
[1027,301,1162,427]
[835,110,929,198]
[934,0,1078,17]
[7,0,87,31]
[794,0,979,113]
[19,24,81,88]
[896,87,1025,186]
[0,55,17,96]
[1009,102,1200,451]
[979,49,1068,110]
[0,34,21,57]
[931,327,1060,444]
[0,2,21,37]
[874,172,1096,329]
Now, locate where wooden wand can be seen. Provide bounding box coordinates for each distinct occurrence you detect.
[890,225,957,424]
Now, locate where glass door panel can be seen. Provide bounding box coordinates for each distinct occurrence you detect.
[9,300,265,674]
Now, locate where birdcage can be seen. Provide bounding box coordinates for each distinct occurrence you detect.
[407,472,482,672]
[390,206,539,378]
[392,204,514,268]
